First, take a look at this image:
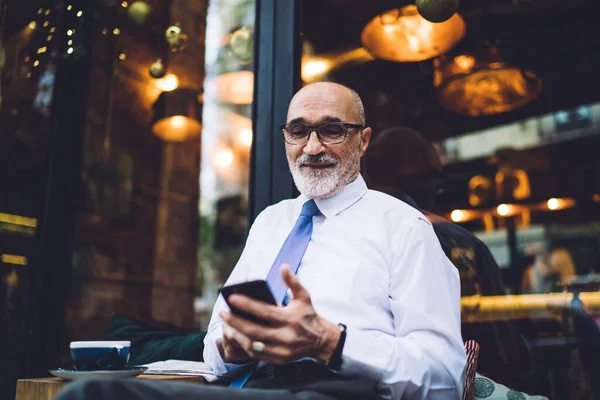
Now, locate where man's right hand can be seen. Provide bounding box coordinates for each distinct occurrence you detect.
[220,323,253,364]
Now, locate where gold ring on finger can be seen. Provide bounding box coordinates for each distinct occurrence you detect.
[252,341,265,353]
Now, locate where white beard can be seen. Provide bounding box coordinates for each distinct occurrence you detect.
[288,152,360,199]
[290,164,341,199]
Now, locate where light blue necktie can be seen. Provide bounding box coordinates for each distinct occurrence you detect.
[229,199,320,388]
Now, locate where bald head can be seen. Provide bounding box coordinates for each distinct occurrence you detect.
[284,82,372,199]
[287,82,366,126]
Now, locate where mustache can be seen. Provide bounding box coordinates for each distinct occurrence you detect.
[296,154,338,166]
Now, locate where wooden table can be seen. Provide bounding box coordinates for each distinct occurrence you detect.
[15,374,206,400]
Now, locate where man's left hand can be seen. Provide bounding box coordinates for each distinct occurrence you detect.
[219,265,341,366]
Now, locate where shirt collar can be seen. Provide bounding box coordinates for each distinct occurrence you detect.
[298,174,368,219]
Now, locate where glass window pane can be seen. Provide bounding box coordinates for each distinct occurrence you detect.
[301,0,600,398]
[0,3,254,397]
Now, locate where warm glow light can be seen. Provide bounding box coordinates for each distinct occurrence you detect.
[594,194,600,203]
[67,29,74,36]
[497,204,510,216]
[47,35,53,41]
[215,148,234,168]
[454,54,475,71]
[43,21,49,27]
[170,116,186,128]
[152,116,201,142]
[214,71,254,104]
[547,198,560,211]
[37,8,43,14]
[37,47,47,54]
[0,213,38,228]
[118,53,127,60]
[67,47,74,54]
[102,29,108,35]
[67,39,73,45]
[450,209,465,222]
[122,1,129,7]
[237,128,253,148]
[113,28,120,35]
[1,254,27,266]
[28,21,37,29]
[77,10,83,17]
[33,60,40,67]
[434,52,543,117]
[50,27,56,33]
[67,5,72,11]
[361,5,465,62]
[45,9,50,16]
[302,59,330,82]
[157,74,179,91]
[24,56,30,62]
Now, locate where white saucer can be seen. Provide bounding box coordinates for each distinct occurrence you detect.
[49,367,148,380]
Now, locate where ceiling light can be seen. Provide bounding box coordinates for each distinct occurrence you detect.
[434,45,543,116]
[151,89,202,142]
[450,209,465,222]
[360,5,465,62]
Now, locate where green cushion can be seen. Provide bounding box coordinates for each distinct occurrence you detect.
[474,374,548,400]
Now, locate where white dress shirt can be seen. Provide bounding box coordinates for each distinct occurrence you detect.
[203,175,466,399]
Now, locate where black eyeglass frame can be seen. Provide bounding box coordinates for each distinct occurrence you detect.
[279,122,365,145]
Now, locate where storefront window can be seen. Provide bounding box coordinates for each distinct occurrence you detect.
[301,0,600,398]
[0,2,57,396]
[0,0,255,397]
[197,0,254,329]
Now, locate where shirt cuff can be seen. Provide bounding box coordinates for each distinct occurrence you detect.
[211,344,254,377]
[337,326,387,382]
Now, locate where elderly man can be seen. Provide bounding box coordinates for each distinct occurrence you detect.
[57,82,465,400]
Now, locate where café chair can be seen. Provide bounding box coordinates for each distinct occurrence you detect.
[463,340,480,400]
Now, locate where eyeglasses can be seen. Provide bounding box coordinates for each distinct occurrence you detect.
[280,122,364,145]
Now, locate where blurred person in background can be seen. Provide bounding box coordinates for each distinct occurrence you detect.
[365,126,531,391]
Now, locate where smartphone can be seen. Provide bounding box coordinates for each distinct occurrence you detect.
[220,280,277,325]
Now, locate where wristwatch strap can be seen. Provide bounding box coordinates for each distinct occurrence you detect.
[326,323,347,371]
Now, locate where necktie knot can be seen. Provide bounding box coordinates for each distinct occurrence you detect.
[300,199,320,218]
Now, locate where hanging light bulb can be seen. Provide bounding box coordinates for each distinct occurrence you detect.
[497,204,511,216]
[302,59,330,82]
[156,74,179,91]
[450,209,465,222]
[149,59,166,79]
[237,128,253,148]
[128,1,151,25]
[165,24,187,51]
[215,147,234,169]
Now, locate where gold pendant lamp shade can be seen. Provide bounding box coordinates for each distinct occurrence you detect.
[360,5,466,63]
[151,88,203,142]
[211,27,254,105]
[433,46,543,116]
[214,70,254,105]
